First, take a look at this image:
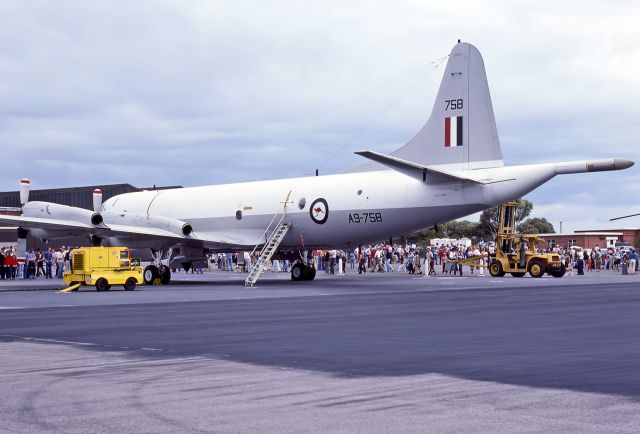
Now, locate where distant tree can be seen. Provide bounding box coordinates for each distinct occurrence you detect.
[445,220,481,241]
[406,224,445,246]
[518,217,555,234]
[477,199,533,240]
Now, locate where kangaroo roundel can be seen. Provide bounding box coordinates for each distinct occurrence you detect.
[309,198,329,224]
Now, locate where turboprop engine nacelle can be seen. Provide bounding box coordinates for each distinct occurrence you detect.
[23,201,104,226]
[107,212,193,237]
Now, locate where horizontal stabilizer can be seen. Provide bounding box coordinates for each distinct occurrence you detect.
[354,150,513,185]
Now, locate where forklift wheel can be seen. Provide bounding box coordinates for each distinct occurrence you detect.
[528,260,545,278]
[488,261,505,277]
[510,272,526,277]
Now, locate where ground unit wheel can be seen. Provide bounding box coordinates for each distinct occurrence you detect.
[510,272,526,277]
[488,260,505,277]
[95,278,110,292]
[528,260,545,278]
[124,277,137,291]
[144,265,159,285]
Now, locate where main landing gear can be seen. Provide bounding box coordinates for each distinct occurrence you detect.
[143,248,175,285]
[143,264,172,285]
[290,263,316,281]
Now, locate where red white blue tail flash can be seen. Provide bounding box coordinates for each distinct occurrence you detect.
[444,116,463,147]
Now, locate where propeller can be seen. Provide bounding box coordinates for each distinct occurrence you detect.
[19,178,30,207]
[93,188,103,213]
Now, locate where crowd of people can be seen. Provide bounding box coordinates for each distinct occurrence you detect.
[2,242,640,280]
[296,243,640,278]
[0,246,73,280]
[551,245,640,275]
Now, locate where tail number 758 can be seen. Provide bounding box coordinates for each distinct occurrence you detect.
[349,212,383,224]
[445,99,463,110]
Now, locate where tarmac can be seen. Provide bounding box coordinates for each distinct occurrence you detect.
[1,268,639,433]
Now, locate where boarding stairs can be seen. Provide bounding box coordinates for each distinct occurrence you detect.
[245,192,293,286]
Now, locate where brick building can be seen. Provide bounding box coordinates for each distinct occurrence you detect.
[539,229,640,250]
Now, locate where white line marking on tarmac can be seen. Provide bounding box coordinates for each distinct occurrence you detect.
[2,334,166,353]
[4,335,99,346]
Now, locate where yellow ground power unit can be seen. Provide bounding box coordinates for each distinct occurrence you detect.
[63,246,143,291]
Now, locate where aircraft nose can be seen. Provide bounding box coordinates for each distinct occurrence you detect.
[614,158,635,170]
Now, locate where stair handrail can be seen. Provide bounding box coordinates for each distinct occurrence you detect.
[248,190,293,259]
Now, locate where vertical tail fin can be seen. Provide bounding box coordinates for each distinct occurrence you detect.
[351,42,503,172]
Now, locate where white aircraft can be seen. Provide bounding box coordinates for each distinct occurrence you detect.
[1,42,633,284]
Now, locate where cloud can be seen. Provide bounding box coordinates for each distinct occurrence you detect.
[0,0,638,224]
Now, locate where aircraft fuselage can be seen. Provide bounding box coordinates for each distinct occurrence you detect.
[100,163,559,250]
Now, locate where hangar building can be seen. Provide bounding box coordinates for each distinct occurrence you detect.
[0,183,180,249]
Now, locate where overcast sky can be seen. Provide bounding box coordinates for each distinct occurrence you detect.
[1,1,638,232]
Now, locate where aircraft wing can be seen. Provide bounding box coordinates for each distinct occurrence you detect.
[192,229,269,248]
[0,213,195,242]
[101,226,266,247]
[354,150,514,184]
[0,213,264,249]
[0,214,95,231]
[96,224,193,242]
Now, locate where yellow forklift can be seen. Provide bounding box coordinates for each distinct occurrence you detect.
[487,202,565,278]
[63,246,143,291]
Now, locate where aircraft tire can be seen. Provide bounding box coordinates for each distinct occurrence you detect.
[159,265,171,285]
[144,265,159,285]
[95,278,109,292]
[124,277,137,291]
[305,266,316,281]
[291,263,306,281]
[528,260,545,278]
[488,260,505,277]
